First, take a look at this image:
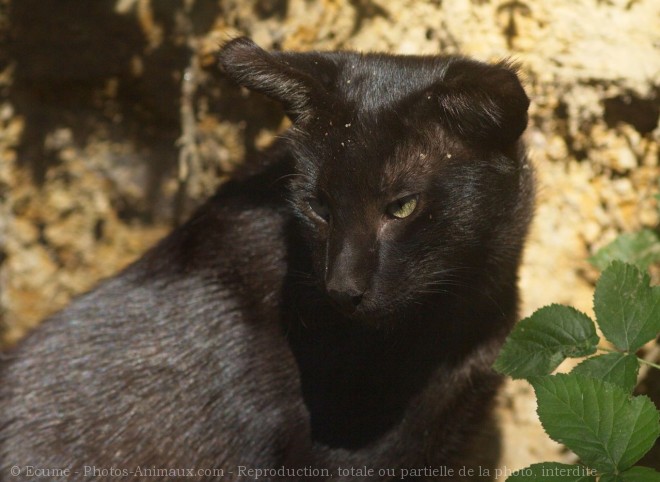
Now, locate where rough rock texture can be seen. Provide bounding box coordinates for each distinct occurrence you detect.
[1,0,658,475]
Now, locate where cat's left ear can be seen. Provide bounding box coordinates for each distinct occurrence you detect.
[429,59,530,148]
[218,37,333,121]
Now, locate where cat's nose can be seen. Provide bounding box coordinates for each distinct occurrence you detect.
[327,287,364,313]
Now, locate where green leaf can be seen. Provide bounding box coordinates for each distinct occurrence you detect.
[599,474,622,482]
[571,353,640,393]
[494,305,599,379]
[506,463,597,481]
[589,230,660,272]
[531,373,660,474]
[594,261,660,352]
[600,467,660,482]
[619,466,660,481]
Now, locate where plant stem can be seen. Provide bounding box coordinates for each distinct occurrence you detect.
[639,357,660,371]
[596,347,660,371]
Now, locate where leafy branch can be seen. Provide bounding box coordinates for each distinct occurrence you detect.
[495,197,660,482]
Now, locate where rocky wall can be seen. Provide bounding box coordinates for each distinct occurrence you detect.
[1,0,658,474]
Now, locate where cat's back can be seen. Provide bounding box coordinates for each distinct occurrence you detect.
[0,147,309,475]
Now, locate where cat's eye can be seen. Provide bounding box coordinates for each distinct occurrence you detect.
[308,197,330,222]
[386,194,419,219]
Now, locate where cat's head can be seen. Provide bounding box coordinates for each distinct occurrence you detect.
[219,38,532,321]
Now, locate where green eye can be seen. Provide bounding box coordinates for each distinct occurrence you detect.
[386,194,419,219]
[308,197,330,222]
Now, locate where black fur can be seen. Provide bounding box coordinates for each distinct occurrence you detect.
[1,38,534,481]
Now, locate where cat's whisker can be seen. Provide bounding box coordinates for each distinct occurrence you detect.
[270,172,312,188]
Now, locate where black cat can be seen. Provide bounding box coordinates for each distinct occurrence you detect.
[0,37,534,481]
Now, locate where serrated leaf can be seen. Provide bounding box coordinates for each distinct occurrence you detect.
[506,462,597,481]
[494,305,599,379]
[531,373,660,474]
[594,261,660,352]
[572,353,640,393]
[590,230,660,272]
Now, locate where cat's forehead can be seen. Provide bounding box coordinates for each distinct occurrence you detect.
[294,114,463,197]
[330,53,451,113]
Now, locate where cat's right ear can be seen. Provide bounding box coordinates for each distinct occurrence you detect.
[218,37,329,121]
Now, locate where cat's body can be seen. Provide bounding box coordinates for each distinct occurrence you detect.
[0,38,534,481]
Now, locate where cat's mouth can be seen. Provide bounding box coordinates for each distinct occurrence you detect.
[325,290,403,323]
[326,289,362,315]
[331,302,376,322]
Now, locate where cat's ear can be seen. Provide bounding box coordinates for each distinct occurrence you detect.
[218,37,331,121]
[429,59,529,147]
